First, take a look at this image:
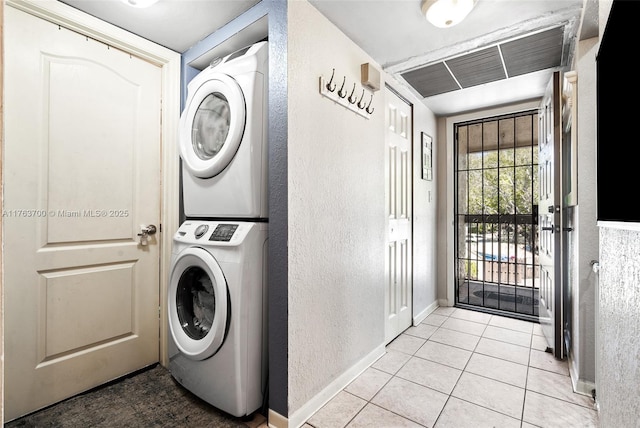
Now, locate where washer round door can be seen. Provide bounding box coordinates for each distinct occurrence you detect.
[179,72,246,179]
[168,247,229,360]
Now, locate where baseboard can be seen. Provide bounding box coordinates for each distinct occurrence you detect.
[568,355,596,398]
[287,344,386,428]
[413,300,439,325]
[438,298,452,307]
[268,409,288,428]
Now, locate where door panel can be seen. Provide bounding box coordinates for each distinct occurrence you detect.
[385,87,412,343]
[4,7,161,420]
[537,71,564,359]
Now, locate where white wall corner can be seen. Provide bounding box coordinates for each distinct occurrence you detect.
[568,354,597,398]
[414,300,439,325]
[268,409,289,428]
[287,344,385,428]
[438,298,453,307]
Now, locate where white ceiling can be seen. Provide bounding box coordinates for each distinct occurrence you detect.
[58,0,596,116]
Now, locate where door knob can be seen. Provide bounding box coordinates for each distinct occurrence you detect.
[139,224,157,236]
[138,224,157,245]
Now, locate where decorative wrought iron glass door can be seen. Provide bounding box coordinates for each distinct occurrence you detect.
[454,110,539,321]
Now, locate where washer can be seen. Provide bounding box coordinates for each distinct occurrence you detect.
[179,41,268,220]
[167,220,268,417]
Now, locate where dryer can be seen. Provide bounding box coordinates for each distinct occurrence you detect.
[179,41,268,220]
[167,220,268,417]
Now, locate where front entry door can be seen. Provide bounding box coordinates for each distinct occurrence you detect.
[4,6,162,420]
[538,71,564,359]
[384,87,413,343]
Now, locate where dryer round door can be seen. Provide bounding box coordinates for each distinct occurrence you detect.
[179,73,246,179]
[168,247,229,360]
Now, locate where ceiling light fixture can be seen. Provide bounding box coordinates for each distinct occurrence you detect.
[121,0,159,8]
[421,0,476,28]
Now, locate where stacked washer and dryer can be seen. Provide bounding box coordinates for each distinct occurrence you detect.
[168,41,269,418]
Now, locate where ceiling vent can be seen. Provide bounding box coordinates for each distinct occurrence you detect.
[401,26,565,98]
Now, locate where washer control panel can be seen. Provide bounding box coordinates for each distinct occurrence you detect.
[174,221,262,247]
[194,224,209,239]
[208,224,238,242]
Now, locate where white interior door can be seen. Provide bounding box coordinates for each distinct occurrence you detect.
[4,6,162,420]
[538,71,564,359]
[385,87,413,343]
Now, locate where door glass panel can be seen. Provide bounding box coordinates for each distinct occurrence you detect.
[176,266,216,340]
[192,93,231,160]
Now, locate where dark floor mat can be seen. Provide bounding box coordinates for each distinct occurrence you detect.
[5,364,263,428]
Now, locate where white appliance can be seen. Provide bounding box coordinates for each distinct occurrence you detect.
[179,41,268,220]
[168,220,268,417]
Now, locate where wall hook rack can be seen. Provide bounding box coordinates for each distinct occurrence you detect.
[319,70,375,119]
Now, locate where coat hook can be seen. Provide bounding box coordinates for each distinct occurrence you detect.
[366,94,375,114]
[326,68,337,92]
[357,89,366,109]
[348,83,357,104]
[337,76,347,98]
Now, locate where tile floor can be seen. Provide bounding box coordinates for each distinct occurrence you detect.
[303,306,599,428]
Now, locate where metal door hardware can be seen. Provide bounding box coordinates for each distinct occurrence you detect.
[138,224,157,245]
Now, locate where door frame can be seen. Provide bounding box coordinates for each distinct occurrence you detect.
[443,100,541,308]
[1,0,181,382]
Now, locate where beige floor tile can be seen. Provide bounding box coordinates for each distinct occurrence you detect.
[523,390,598,428]
[372,349,411,375]
[452,372,525,419]
[441,317,488,336]
[465,353,528,388]
[307,391,366,428]
[434,396,520,428]
[483,325,531,347]
[423,313,448,327]
[429,327,481,351]
[529,349,569,376]
[531,333,548,351]
[415,340,472,370]
[488,315,534,333]
[474,337,530,365]
[344,367,392,401]
[346,403,422,428]
[450,308,493,324]
[387,333,426,355]
[526,367,596,409]
[396,356,462,394]
[434,306,457,316]
[404,323,438,339]
[371,377,448,427]
[533,323,544,336]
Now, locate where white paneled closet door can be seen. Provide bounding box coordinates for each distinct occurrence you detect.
[384,87,413,343]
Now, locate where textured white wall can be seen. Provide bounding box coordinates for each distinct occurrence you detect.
[597,226,640,426]
[409,99,438,319]
[287,0,386,414]
[592,1,640,425]
[287,1,439,417]
[571,35,598,391]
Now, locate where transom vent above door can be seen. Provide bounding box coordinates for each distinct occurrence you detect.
[401,26,565,98]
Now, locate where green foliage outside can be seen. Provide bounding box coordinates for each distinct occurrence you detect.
[463,147,538,244]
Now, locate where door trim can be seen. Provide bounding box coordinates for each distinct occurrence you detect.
[443,100,541,308]
[3,0,181,368]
